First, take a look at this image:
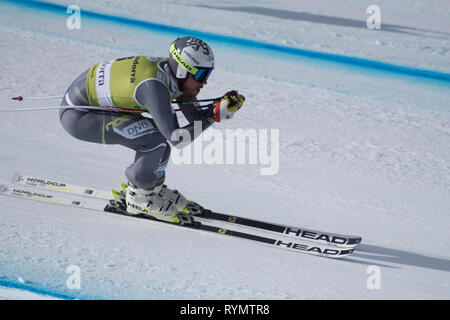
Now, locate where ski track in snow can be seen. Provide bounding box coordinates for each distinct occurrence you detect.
[0,0,449,299]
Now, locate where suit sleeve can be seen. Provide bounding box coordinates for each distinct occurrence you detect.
[134,79,213,149]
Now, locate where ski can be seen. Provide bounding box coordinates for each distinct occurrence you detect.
[0,183,355,259]
[11,172,111,199]
[198,209,361,247]
[10,172,362,248]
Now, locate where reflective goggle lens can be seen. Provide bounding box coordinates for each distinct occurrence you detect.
[194,68,213,82]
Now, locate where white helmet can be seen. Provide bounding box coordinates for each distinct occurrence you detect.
[168,36,214,84]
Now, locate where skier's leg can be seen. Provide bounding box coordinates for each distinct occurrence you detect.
[125,140,170,189]
[60,108,171,186]
[60,108,189,220]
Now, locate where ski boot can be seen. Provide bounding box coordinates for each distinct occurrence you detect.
[112,182,203,216]
[157,185,203,215]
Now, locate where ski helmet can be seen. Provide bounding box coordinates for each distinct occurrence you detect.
[168,36,214,84]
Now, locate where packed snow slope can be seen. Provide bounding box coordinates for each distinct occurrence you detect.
[0,0,449,299]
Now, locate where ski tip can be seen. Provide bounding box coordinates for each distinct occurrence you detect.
[347,237,362,246]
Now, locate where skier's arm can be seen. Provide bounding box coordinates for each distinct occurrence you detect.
[179,90,245,123]
[135,80,211,149]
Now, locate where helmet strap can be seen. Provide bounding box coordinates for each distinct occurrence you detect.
[178,78,185,92]
[168,66,186,93]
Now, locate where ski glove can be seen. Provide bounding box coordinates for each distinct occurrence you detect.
[208,90,245,122]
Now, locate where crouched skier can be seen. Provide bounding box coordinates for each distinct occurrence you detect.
[59,36,245,224]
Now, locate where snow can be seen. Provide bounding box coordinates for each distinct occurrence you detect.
[0,0,449,300]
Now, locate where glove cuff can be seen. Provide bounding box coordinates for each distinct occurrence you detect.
[214,101,221,122]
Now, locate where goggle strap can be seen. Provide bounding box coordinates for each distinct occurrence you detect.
[170,43,199,75]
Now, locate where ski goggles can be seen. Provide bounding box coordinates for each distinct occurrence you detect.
[193,67,213,83]
[170,43,213,83]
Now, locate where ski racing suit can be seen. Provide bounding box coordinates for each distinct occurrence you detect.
[59,56,213,188]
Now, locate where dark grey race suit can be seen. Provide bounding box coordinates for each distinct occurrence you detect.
[59,62,213,188]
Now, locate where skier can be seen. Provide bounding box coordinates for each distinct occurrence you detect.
[59,36,245,224]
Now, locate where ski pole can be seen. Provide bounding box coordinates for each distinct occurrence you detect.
[0,105,145,112]
[0,103,213,113]
[12,95,64,101]
[11,95,221,104]
[174,97,221,104]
